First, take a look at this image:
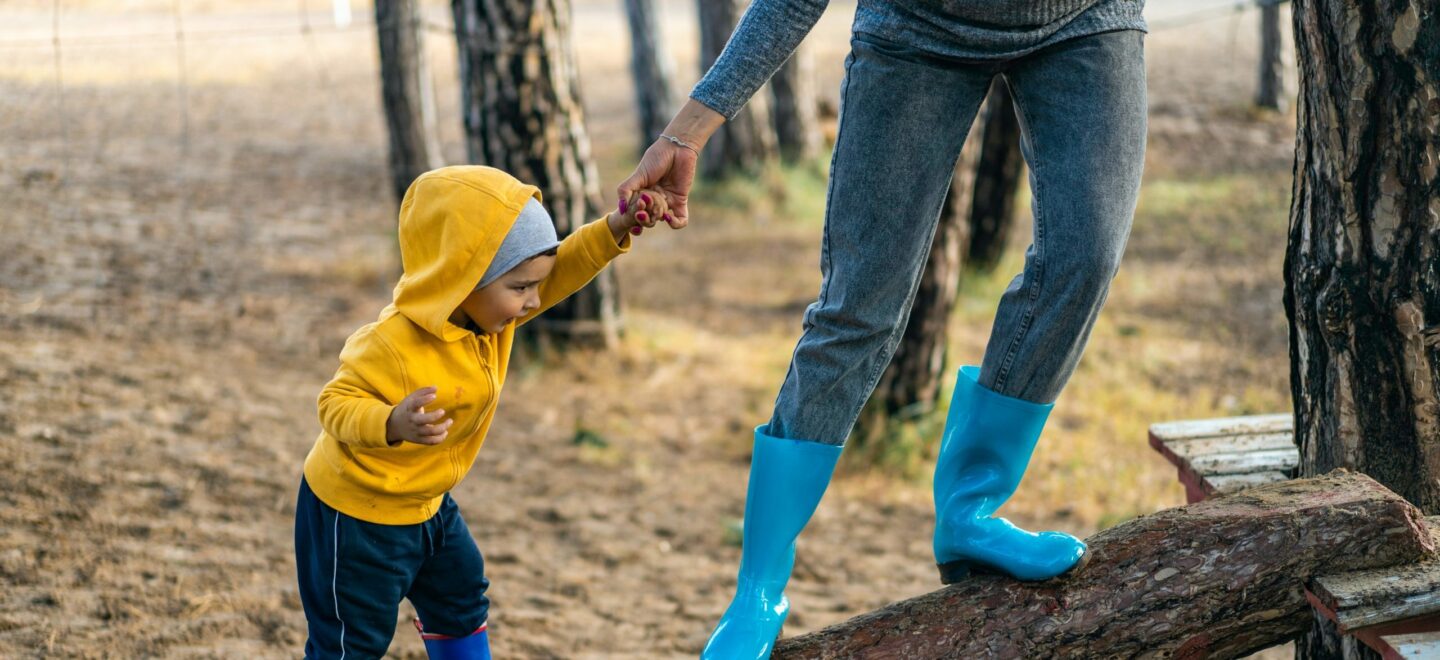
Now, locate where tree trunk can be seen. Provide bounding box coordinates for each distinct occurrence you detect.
[1285,0,1440,522]
[697,0,776,176]
[376,0,442,205]
[855,123,981,442]
[453,0,620,347]
[623,0,676,153]
[773,471,1434,659]
[967,78,1024,274]
[1255,1,1288,111]
[770,44,821,163]
[1286,0,1440,655]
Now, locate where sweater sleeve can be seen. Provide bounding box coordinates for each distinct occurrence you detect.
[516,215,632,327]
[316,327,406,450]
[690,0,831,121]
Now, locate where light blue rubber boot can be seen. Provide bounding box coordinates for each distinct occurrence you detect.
[932,365,1088,584]
[701,425,843,660]
[416,619,491,660]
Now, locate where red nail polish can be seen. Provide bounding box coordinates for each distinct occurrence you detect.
[618,199,628,214]
[664,213,674,224]
[641,193,652,205]
[637,211,648,222]
[630,226,643,235]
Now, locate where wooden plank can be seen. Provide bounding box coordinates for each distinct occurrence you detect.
[1148,415,1298,503]
[1378,631,1440,659]
[1310,518,1440,631]
[1204,471,1292,495]
[1305,589,1440,659]
[1148,413,1292,442]
[1166,431,1297,458]
[1188,448,1299,476]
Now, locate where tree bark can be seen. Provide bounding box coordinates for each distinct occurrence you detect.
[1255,1,1289,111]
[1284,0,1440,518]
[1285,1,1439,655]
[773,471,1435,659]
[967,78,1024,274]
[770,44,821,163]
[453,0,620,347]
[697,0,776,176]
[376,0,443,205]
[623,0,676,152]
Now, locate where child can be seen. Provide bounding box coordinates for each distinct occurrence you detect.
[294,165,670,659]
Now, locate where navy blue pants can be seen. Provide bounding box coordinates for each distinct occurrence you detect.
[294,478,490,659]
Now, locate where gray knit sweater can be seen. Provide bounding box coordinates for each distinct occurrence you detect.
[691,0,1147,120]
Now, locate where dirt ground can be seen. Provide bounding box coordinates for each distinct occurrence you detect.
[2,1,1300,657]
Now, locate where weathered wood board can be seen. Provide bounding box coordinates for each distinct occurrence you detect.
[1378,631,1440,659]
[1148,414,1298,502]
[1308,517,1440,631]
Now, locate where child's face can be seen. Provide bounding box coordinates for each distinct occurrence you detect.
[455,254,557,334]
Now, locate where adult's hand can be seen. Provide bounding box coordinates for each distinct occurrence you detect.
[616,99,726,230]
[617,140,698,229]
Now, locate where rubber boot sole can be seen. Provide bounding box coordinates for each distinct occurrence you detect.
[937,547,1091,585]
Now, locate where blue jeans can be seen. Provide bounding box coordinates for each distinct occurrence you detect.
[770,29,1147,445]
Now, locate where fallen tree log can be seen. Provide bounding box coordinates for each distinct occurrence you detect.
[774,470,1435,659]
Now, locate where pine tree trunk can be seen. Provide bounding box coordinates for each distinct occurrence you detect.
[452,0,620,347]
[967,78,1024,273]
[770,44,821,163]
[773,472,1434,658]
[376,0,442,205]
[623,0,676,152]
[1255,1,1288,111]
[1285,0,1439,655]
[697,0,776,176]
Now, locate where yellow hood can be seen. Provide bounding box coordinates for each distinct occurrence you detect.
[391,166,541,343]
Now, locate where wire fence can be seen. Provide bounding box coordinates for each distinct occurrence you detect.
[0,0,1290,358]
[0,2,423,357]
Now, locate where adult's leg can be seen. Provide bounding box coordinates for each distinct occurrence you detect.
[978,30,1148,403]
[930,29,1148,584]
[768,34,995,446]
[704,33,996,660]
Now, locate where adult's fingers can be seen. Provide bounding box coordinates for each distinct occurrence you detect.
[616,155,655,202]
[667,198,690,229]
[616,142,671,206]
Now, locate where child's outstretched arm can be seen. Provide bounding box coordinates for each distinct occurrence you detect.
[515,190,669,327]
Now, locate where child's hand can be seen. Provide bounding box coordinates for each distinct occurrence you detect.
[608,188,674,240]
[386,386,452,446]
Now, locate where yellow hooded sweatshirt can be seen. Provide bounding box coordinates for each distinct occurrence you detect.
[303,166,630,525]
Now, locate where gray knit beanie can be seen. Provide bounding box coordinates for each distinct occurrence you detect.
[478,197,561,289]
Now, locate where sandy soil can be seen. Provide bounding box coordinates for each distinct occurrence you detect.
[1,1,1300,657]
